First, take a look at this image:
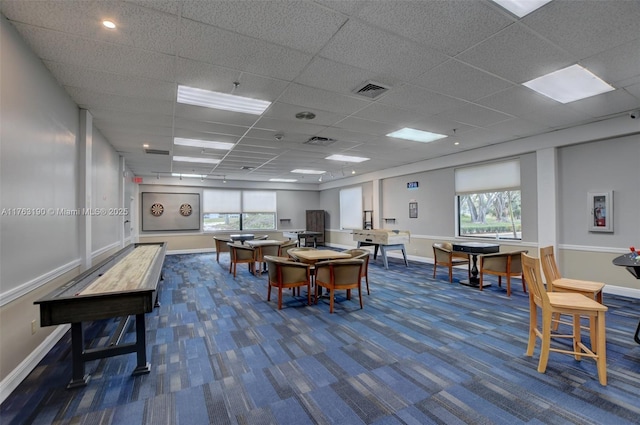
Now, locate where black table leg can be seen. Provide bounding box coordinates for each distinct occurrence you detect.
[131,313,151,375]
[459,254,490,288]
[68,322,90,389]
[634,319,640,344]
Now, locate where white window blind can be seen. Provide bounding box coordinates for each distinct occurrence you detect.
[203,189,241,213]
[242,191,276,212]
[455,159,520,194]
[340,186,363,230]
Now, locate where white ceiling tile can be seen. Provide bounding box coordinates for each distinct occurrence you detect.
[295,56,401,95]
[319,20,449,81]
[1,0,178,54]
[355,0,513,55]
[433,104,513,128]
[263,102,345,127]
[277,83,371,116]
[522,1,640,59]
[580,40,640,87]
[456,23,574,84]
[411,60,514,101]
[378,84,468,116]
[177,19,312,81]
[45,61,175,100]
[181,1,347,54]
[13,23,176,81]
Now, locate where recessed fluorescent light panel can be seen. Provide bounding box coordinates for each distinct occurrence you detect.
[326,154,370,163]
[523,64,615,103]
[173,156,220,164]
[291,169,326,175]
[177,85,271,115]
[174,137,234,150]
[387,128,447,143]
[269,178,298,182]
[491,0,552,17]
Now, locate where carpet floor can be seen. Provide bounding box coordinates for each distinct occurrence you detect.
[2,251,639,425]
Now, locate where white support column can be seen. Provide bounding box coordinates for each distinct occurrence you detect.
[537,147,558,254]
[372,179,382,229]
[79,109,93,270]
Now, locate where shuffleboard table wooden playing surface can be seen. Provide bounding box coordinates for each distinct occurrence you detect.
[34,242,167,388]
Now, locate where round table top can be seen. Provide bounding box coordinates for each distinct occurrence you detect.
[230,234,255,244]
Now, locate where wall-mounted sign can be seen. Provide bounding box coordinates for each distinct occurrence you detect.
[407,181,419,189]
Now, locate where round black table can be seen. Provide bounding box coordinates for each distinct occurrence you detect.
[230,234,255,244]
[612,253,640,344]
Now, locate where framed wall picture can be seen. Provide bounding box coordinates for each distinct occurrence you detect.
[588,191,613,232]
[409,202,418,219]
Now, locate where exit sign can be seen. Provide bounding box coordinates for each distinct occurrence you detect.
[407,181,419,189]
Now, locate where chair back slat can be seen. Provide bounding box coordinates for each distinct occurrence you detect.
[539,246,562,289]
[521,253,548,308]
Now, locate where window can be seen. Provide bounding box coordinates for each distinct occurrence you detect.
[455,160,521,239]
[340,186,363,230]
[203,189,276,231]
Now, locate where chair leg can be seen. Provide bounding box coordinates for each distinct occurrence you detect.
[267,283,272,301]
[479,272,484,291]
[433,264,437,279]
[358,285,363,309]
[595,311,607,385]
[526,298,538,357]
[506,275,511,297]
[306,283,311,306]
[278,287,283,310]
[538,311,552,373]
[573,314,583,361]
[448,265,453,283]
[329,288,334,314]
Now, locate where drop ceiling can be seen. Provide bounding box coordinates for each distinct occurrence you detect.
[2,0,639,184]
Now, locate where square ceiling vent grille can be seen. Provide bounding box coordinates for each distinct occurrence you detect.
[352,80,390,99]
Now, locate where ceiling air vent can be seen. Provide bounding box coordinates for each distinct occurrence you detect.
[352,80,390,99]
[144,148,170,155]
[304,136,336,147]
[241,166,255,170]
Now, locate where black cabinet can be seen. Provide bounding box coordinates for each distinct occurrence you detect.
[306,210,325,246]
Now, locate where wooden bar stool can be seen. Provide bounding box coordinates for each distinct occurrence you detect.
[521,253,608,385]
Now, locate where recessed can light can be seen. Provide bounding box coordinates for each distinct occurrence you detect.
[102,20,116,29]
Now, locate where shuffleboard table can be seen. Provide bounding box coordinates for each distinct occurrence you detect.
[34,242,167,388]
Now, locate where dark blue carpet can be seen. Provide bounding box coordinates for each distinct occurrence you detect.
[2,252,639,424]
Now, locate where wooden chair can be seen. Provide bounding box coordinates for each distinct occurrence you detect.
[432,242,470,283]
[264,255,311,309]
[343,248,371,294]
[314,259,364,313]
[213,236,231,263]
[539,245,605,343]
[478,250,528,296]
[254,242,281,276]
[521,253,608,385]
[278,239,298,257]
[227,243,256,277]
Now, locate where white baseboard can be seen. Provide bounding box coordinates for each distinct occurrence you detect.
[0,324,69,404]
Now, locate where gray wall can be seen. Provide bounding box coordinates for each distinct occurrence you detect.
[91,130,122,251]
[1,15,79,295]
[558,135,640,246]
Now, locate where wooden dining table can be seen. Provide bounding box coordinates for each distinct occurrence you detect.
[291,250,353,297]
[292,249,352,264]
